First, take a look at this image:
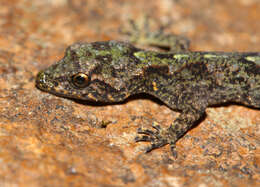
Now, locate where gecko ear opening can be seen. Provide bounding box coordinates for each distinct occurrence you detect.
[71,73,90,88]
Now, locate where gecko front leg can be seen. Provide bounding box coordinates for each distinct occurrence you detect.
[135,105,206,157]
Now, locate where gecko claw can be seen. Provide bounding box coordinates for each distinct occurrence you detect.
[137,127,158,136]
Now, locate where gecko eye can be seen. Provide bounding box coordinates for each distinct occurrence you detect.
[71,73,90,88]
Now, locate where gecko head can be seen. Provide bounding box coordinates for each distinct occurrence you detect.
[36,41,144,102]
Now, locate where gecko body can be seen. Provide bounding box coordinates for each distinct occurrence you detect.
[36,36,260,156]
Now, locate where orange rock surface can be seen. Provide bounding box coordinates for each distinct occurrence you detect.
[0,0,259,186]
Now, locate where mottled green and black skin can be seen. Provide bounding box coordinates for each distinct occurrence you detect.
[36,24,260,157]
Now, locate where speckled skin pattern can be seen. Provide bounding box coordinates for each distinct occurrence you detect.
[36,27,260,157]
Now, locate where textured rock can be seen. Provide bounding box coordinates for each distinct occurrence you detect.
[0,0,259,186]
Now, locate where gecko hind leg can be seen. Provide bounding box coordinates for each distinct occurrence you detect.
[120,16,190,52]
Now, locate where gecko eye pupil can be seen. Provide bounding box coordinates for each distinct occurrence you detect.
[71,73,89,88]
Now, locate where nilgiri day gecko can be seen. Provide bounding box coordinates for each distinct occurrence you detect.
[36,20,260,156]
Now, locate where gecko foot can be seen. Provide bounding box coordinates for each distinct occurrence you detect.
[135,123,178,158]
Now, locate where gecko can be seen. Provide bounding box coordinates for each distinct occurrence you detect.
[36,20,260,157]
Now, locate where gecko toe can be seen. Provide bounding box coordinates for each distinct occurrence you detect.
[135,135,155,142]
[137,127,159,136]
[151,123,161,131]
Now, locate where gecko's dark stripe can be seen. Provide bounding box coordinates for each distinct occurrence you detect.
[90,79,126,93]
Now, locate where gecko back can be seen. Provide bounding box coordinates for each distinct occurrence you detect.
[203,52,260,108]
